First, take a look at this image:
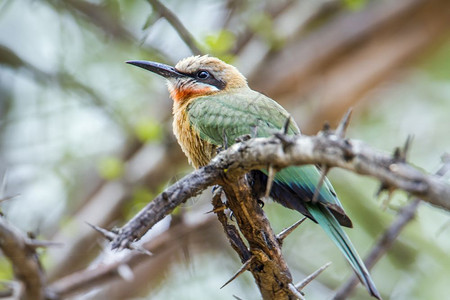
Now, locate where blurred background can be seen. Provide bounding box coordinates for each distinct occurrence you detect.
[0,0,449,299]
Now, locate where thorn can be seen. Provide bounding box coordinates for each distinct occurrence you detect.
[86,222,117,241]
[221,257,254,289]
[401,135,413,162]
[321,121,331,134]
[274,132,294,151]
[288,283,305,300]
[296,261,332,291]
[204,205,226,214]
[264,165,276,199]
[393,147,401,161]
[311,166,329,204]
[87,222,152,255]
[276,217,307,244]
[283,116,292,135]
[335,108,353,138]
[133,244,153,256]
[233,295,244,300]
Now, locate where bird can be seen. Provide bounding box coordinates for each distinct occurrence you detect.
[127,55,381,299]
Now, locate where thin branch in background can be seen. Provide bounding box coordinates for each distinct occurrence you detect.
[147,0,203,55]
[334,159,450,299]
[50,216,216,299]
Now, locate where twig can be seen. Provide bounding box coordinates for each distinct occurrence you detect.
[147,0,203,55]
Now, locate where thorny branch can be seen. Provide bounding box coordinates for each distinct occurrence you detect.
[0,217,48,300]
[111,131,450,251]
[49,216,216,299]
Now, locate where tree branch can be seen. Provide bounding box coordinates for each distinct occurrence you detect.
[50,215,216,299]
[111,131,450,251]
[0,217,48,300]
[147,0,203,55]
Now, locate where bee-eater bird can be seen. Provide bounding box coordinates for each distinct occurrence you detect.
[127,55,380,299]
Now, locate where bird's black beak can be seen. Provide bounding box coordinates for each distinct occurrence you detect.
[126,60,184,78]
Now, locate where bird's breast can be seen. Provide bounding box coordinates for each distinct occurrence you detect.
[172,101,216,169]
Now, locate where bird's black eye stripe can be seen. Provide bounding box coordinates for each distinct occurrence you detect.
[186,69,226,90]
[196,70,210,79]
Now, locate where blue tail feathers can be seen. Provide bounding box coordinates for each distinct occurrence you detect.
[308,205,381,299]
[249,167,381,299]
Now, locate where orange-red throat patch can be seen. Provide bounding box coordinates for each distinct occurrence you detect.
[169,85,218,103]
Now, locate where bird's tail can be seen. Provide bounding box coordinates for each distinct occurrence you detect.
[307,204,381,299]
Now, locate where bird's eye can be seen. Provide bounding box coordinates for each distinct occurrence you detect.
[197,70,210,79]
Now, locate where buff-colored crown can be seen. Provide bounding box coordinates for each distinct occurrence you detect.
[175,55,247,89]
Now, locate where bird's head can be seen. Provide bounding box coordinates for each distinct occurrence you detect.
[127,55,247,103]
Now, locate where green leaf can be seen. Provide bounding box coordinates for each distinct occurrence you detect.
[134,119,162,142]
[203,30,236,55]
[342,0,368,11]
[98,156,124,180]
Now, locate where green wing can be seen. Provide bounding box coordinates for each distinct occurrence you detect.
[187,90,299,146]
